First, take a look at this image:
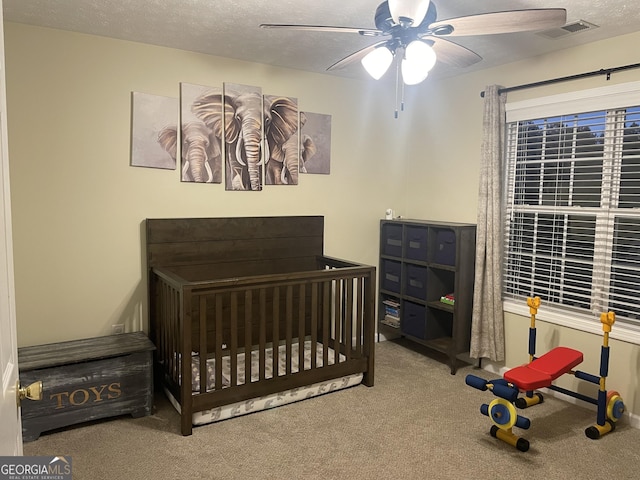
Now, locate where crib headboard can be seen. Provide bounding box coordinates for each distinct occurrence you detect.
[146,216,325,280]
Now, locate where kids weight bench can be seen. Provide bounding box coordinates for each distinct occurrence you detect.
[466,297,625,452]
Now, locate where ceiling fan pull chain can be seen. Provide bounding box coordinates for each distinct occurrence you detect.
[394,58,400,119]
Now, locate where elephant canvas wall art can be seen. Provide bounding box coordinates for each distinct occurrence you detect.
[132,82,332,190]
[130,92,177,170]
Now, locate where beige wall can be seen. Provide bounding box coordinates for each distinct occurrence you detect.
[4,22,640,421]
[4,23,409,346]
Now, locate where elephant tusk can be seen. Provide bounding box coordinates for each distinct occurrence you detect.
[280,165,289,185]
[264,140,271,165]
[257,137,266,166]
[182,160,191,181]
[205,159,214,182]
[255,139,264,167]
[235,137,247,166]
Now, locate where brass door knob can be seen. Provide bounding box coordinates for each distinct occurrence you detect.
[18,380,43,403]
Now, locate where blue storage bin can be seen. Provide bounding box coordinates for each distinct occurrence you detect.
[381,223,403,257]
[381,259,402,293]
[402,301,426,339]
[404,264,427,300]
[405,226,428,261]
[433,229,456,266]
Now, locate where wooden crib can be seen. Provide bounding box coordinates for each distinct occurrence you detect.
[146,216,376,435]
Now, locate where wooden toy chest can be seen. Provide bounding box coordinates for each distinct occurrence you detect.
[18,332,155,441]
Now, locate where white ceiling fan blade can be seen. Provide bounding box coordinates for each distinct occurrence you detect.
[429,9,567,36]
[327,41,389,71]
[260,24,383,37]
[429,37,482,69]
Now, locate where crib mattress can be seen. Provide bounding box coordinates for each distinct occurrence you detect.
[166,341,363,426]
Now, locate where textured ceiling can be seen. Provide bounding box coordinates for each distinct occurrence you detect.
[3,0,638,81]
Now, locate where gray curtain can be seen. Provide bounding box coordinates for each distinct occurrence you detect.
[470,85,507,361]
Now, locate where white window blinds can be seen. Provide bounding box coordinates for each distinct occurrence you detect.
[504,84,640,327]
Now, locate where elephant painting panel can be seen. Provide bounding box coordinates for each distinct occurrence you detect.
[300,112,331,175]
[263,95,301,186]
[131,92,177,170]
[175,83,223,183]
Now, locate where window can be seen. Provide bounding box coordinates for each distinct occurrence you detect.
[504,82,640,340]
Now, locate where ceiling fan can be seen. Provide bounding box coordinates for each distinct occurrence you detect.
[261,0,567,99]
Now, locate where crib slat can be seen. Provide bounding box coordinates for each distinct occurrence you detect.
[310,282,318,370]
[322,280,330,367]
[169,283,178,382]
[298,283,305,371]
[163,282,170,379]
[285,285,293,375]
[345,278,353,361]
[155,280,162,368]
[259,288,267,381]
[174,286,180,380]
[199,295,207,393]
[355,277,363,356]
[159,281,169,379]
[230,292,238,387]
[245,289,252,383]
[334,279,341,364]
[161,281,170,380]
[272,286,280,377]
[215,294,223,392]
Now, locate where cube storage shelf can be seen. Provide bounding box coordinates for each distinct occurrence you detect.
[378,219,476,374]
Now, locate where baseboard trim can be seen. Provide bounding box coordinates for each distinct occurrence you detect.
[478,360,640,430]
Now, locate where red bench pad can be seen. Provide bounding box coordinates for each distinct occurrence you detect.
[504,347,583,391]
[503,365,551,391]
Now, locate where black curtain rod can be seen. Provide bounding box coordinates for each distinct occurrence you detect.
[480,62,640,98]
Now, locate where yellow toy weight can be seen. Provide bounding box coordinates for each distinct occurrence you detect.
[606,391,624,422]
[488,398,517,430]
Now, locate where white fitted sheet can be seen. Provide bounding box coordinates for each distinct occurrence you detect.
[166,341,363,425]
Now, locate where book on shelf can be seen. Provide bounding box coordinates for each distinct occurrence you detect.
[382,298,399,317]
[384,306,399,316]
[440,293,455,306]
[382,314,400,328]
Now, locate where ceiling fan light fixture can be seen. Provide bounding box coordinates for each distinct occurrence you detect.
[361,46,393,80]
[388,0,431,26]
[401,40,436,85]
